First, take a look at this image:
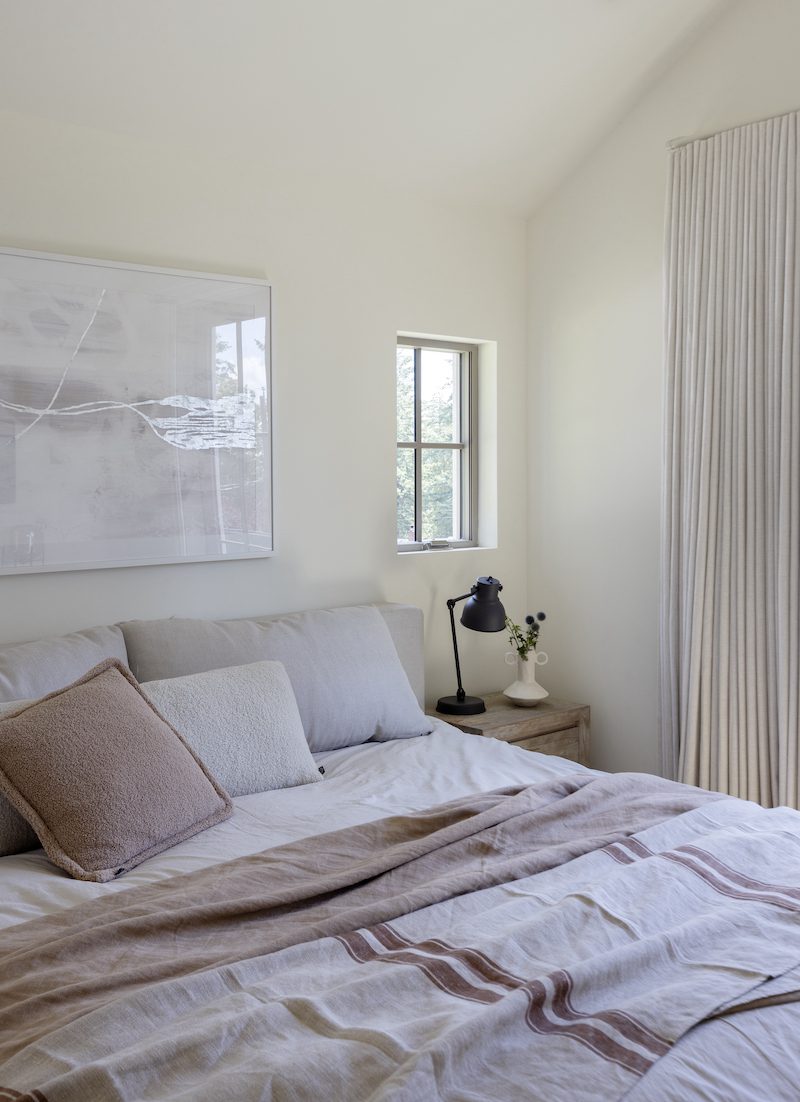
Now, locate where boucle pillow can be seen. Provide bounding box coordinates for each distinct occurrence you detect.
[142,661,322,797]
[0,659,232,882]
[122,605,433,752]
[0,700,39,856]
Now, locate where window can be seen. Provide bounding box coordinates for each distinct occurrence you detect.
[396,337,477,550]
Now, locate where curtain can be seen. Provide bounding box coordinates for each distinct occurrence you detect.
[661,111,800,807]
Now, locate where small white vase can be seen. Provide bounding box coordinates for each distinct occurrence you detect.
[503,650,549,706]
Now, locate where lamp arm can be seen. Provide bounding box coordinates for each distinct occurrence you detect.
[446,591,474,702]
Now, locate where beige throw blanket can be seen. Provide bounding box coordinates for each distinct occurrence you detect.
[3,772,800,1101]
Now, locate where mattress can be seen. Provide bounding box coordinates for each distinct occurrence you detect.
[2,723,800,1101]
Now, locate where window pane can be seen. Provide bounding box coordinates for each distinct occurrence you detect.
[396,346,414,442]
[214,322,239,396]
[421,349,459,443]
[421,448,461,541]
[396,448,415,542]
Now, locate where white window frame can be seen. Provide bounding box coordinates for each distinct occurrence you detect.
[396,336,478,552]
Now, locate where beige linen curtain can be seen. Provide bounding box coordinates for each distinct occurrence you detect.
[661,111,800,806]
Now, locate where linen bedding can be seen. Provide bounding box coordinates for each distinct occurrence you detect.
[2,726,800,1101]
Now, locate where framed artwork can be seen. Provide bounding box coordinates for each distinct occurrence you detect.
[0,248,272,574]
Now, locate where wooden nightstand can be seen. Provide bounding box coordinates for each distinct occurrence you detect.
[430,695,590,766]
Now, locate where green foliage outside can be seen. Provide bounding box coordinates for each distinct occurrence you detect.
[396,347,461,543]
[215,332,269,536]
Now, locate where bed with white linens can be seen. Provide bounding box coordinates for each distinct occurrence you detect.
[1,603,799,1101]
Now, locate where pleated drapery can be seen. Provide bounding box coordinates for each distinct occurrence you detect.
[661,111,800,807]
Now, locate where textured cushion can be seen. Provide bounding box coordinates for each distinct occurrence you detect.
[141,662,322,797]
[122,605,433,752]
[0,700,39,856]
[0,659,232,882]
[0,625,128,703]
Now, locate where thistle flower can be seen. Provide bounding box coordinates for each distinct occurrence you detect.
[505,610,547,661]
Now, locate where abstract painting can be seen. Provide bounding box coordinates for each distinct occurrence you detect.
[0,248,272,573]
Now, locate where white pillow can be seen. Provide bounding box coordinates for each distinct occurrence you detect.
[0,699,39,856]
[141,662,322,797]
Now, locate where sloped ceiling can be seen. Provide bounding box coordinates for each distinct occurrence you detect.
[0,0,730,214]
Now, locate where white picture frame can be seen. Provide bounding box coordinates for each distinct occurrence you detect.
[0,248,272,574]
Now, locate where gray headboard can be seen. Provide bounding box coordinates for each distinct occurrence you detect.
[374,603,425,707]
[0,602,426,707]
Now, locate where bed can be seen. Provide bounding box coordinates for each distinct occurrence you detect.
[1,604,799,1101]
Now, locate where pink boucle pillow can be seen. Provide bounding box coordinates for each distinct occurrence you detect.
[0,658,232,882]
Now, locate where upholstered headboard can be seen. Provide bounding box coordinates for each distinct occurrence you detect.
[373,603,425,707]
[0,603,425,708]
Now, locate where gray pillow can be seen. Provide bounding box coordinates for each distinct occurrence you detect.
[0,700,39,857]
[122,606,433,752]
[142,661,322,797]
[0,625,128,703]
[0,660,232,882]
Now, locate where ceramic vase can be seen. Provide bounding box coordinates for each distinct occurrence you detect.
[503,649,549,706]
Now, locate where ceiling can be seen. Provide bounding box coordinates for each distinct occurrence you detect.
[0,0,730,215]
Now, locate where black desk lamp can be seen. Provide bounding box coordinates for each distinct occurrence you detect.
[436,576,505,715]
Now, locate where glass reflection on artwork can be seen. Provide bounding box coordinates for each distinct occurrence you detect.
[0,249,272,573]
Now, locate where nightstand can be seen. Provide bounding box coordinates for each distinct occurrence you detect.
[430,695,590,766]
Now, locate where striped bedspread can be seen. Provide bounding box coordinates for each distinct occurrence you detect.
[2,771,800,1101]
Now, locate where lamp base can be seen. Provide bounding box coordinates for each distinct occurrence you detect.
[436,694,486,716]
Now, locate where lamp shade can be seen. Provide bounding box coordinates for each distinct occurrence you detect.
[460,576,506,632]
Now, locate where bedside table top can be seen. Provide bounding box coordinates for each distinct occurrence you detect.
[430,695,589,738]
[429,694,590,766]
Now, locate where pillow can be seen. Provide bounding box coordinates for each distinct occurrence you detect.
[0,700,39,857]
[121,606,433,752]
[0,624,128,703]
[141,661,322,797]
[0,659,232,882]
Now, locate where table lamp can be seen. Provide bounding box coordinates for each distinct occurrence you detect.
[436,575,505,715]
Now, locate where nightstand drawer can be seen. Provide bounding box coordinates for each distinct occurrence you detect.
[513,726,582,762]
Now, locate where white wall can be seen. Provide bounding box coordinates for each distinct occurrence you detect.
[527,0,800,772]
[0,108,528,706]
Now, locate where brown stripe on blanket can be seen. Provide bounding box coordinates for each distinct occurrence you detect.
[336,928,501,1004]
[379,925,671,1059]
[601,836,656,864]
[601,835,800,913]
[605,843,636,865]
[616,836,654,859]
[343,938,663,1076]
[662,850,800,912]
[677,843,800,903]
[339,930,659,1073]
[370,921,678,1066]
[523,971,661,1075]
[603,836,655,864]
[372,923,524,990]
[546,967,670,1059]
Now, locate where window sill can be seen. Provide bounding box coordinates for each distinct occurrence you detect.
[397,542,491,555]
